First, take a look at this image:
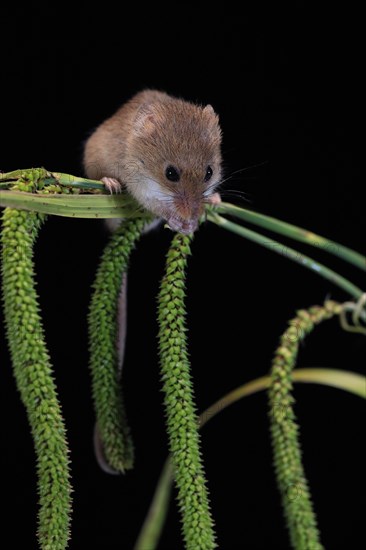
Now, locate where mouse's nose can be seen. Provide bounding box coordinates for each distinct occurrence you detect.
[174,196,204,221]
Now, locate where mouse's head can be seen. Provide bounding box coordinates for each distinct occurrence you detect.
[126,98,222,234]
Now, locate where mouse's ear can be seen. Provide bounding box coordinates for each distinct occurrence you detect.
[203,104,219,124]
[203,104,215,115]
[134,103,156,136]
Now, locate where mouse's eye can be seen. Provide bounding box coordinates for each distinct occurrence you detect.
[204,166,213,182]
[165,165,180,182]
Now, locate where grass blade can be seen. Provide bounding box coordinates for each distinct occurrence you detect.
[218,202,366,271]
[208,212,364,300]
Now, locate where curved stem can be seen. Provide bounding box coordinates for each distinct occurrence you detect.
[134,366,365,550]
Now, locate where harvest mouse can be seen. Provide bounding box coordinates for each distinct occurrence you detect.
[83,89,222,233]
[83,90,222,473]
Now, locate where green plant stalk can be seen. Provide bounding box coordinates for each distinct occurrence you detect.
[289,368,365,397]
[218,202,366,271]
[0,168,52,184]
[48,172,106,189]
[135,366,365,550]
[0,190,145,218]
[0,168,105,190]
[1,205,72,547]
[158,232,216,549]
[269,300,342,550]
[208,212,363,300]
[3,190,363,307]
[134,460,174,550]
[1,170,365,275]
[88,217,150,472]
[0,168,146,219]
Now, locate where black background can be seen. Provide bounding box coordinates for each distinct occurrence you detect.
[0,6,364,550]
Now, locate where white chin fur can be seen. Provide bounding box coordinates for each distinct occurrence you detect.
[129,176,170,211]
[105,176,166,234]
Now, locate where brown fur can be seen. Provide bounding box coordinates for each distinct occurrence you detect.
[83,90,222,234]
[84,91,223,472]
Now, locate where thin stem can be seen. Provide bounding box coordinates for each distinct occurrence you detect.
[289,368,366,397]
[133,461,174,550]
[208,212,363,300]
[218,202,366,271]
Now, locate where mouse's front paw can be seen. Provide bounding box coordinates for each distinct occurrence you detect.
[206,192,221,205]
[101,177,122,194]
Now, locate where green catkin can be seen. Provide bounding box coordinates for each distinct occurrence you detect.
[88,217,149,472]
[158,232,216,550]
[1,200,72,547]
[268,300,342,550]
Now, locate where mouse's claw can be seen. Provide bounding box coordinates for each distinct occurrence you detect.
[101,176,122,194]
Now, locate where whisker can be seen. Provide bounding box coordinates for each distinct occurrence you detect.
[226,161,268,176]
[203,182,221,196]
[220,190,252,204]
[219,161,267,185]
